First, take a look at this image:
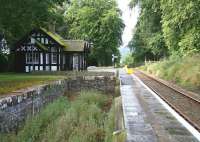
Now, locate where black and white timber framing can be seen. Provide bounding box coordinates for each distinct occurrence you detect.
[13,28,90,72]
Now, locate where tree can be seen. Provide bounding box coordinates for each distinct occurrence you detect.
[65,0,124,66]
[122,53,134,67]
[130,0,200,58]
[160,0,200,55]
[0,0,68,45]
[128,0,168,65]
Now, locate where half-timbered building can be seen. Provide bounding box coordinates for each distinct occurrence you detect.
[13,28,90,72]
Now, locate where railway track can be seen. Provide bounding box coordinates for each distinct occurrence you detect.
[135,70,200,132]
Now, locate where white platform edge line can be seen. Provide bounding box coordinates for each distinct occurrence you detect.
[132,74,200,141]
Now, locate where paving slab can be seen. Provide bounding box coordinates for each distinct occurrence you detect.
[119,70,199,142]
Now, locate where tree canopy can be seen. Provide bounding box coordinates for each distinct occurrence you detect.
[0,0,69,44]
[129,0,200,65]
[128,0,168,65]
[65,0,124,66]
[160,0,200,55]
[0,0,124,66]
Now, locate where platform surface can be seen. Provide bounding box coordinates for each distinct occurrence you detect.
[119,69,199,142]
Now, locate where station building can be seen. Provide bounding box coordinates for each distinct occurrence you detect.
[13,28,91,72]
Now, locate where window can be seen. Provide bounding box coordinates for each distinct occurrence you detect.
[31,38,35,44]
[73,54,79,70]
[52,53,57,64]
[51,47,57,52]
[46,53,49,64]
[26,52,39,64]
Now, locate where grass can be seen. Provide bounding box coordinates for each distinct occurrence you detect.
[0,73,65,95]
[113,97,126,142]
[1,97,70,142]
[141,54,200,94]
[1,90,116,142]
[0,71,116,96]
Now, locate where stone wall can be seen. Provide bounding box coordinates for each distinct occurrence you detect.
[0,80,65,133]
[65,76,116,94]
[0,76,116,133]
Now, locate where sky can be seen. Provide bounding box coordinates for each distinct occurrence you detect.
[117,0,140,59]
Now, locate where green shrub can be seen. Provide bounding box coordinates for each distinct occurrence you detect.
[142,54,200,92]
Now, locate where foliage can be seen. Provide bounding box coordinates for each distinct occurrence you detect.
[17,97,70,142]
[129,0,139,8]
[121,53,134,67]
[129,0,200,59]
[0,53,8,72]
[0,0,69,45]
[2,91,115,142]
[142,54,200,93]
[160,0,200,55]
[0,0,123,67]
[65,0,124,66]
[1,97,69,142]
[128,0,168,65]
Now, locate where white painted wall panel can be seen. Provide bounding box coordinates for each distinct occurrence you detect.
[52,66,57,71]
[40,53,43,64]
[25,66,29,72]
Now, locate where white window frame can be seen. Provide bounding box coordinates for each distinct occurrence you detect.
[26,52,39,64]
[52,53,57,64]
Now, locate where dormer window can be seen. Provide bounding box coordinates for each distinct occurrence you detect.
[31,38,35,44]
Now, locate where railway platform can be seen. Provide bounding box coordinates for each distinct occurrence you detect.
[119,69,199,142]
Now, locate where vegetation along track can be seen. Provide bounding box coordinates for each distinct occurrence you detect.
[135,71,200,132]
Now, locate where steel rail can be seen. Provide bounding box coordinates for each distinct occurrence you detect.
[137,70,200,104]
[135,70,200,132]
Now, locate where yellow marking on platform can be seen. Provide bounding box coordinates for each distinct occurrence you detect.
[124,65,134,74]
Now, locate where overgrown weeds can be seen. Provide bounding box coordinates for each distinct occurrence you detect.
[142,54,200,93]
[1,91,115,142]
[41,91,114,142]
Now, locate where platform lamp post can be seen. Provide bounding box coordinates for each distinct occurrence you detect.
[112,54,118,68]
[84,40,93,69]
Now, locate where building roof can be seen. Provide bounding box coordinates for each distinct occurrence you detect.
[39,28,85,52]
[40,28,68,48]
[35,39,48,51]
[62,40,85,52]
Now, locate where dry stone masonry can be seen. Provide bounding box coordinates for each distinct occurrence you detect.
[0,75,116,133]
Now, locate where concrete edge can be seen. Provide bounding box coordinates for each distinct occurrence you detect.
[132,74,200,142]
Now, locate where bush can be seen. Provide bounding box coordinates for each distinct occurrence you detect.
[142,54,200,92]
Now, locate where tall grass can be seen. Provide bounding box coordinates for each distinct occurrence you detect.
[41,91,114,142]
[1,97,69,142]
[142,54,200,92]
[1,91,115,142]
[17,97,69,142]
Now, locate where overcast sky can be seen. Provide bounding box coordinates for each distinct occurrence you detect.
[117,0,140,58]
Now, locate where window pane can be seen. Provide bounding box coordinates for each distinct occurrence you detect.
[52,53,57,64]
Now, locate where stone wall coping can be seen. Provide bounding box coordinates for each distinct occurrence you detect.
[0,80,64,110]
